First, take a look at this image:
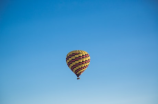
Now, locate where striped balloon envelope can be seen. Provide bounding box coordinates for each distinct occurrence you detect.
[66,50,90,80]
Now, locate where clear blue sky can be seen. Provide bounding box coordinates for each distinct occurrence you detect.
[0,0,158,104]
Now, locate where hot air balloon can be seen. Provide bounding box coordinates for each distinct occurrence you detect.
[66,50,90,80]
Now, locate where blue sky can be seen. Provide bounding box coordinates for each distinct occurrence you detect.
[0,0,158,104]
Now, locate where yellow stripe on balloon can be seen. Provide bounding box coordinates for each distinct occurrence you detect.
[77,68,87,74]
[68,56,90,69]
[66,53,83,63]
[72,63,90,73]
[66,50,88,57]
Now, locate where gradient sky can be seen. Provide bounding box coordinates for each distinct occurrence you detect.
[0,0,158,104]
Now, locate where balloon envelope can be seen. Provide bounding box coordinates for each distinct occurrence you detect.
[66,50,90,79]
